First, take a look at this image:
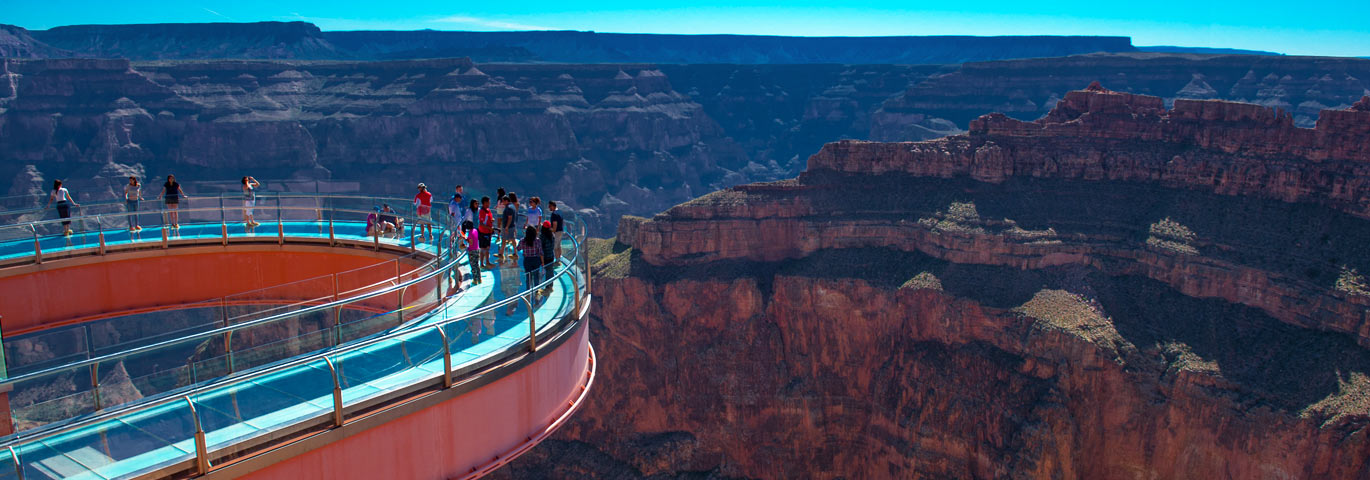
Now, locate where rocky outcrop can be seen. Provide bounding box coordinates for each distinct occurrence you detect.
[498,88,1370,478]
[0,24,70,59]
[877,53,1370,129]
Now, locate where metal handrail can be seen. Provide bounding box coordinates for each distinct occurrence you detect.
[0,208,454,387]
[0,192,434,231]
[0,227,584,459]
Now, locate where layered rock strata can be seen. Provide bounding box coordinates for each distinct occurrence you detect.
[500,88,1370,478]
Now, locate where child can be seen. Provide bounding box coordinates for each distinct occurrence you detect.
[465,220,482,285]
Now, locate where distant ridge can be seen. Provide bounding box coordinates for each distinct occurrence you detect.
[322,30,1138,64]
[1138,45,1283,56]
[0,24,72,58]
[8,21,1138,64]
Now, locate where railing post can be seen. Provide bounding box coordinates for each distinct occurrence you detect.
[221,222,229,245]
[9,445,23,480]
[31,226,42,264]
[225,331,235,374]
[89,363,101,411]
[185,396,209,475]
[277,218,284,246]
[332,306,343,346]
[397,289,405,326]
[328,216,335,246]
[220,297,229,327]
[435,326,452,389]
[521,296,537,352]
[409,225,415,252]
[324,357,344,427]
[161,225,168,249]
[581,223,590,294]
[571,273,582,317]
[96,215,106,255]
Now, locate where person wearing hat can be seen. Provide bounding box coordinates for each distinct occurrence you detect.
[413,182,434,241]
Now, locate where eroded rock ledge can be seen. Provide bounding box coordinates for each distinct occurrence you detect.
[524,86,1370,478]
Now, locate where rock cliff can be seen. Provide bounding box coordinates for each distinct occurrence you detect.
[5,54,1370,235]
[497,88,1370,478]
[876,53,1370,133]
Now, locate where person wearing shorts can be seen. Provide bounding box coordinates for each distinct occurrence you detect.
[548,201,564,259]
[413,183,433,241]
[380,204,403,237]
[241,175,260,228]
[498,193,519,264]
[158,174,189,229]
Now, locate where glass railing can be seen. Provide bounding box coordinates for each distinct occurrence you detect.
[3,249,434,376]
[0,196,462,430]
[0,192,590,479]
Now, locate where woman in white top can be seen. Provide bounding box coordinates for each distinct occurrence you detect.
[242,176,260,228]
[125,176,142,232]
[525,196,544,228]
[44,179,80,235]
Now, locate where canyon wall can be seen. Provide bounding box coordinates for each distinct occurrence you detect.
[496,89,1370,478]
[5,55,1370,236]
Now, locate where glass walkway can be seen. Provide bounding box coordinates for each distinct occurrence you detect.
[0,193,590,479]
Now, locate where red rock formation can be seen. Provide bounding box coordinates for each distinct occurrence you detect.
[498,87,1370,478]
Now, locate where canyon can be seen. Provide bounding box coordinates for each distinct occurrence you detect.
[492,88,1370,478]
[4,21,1370,479]
[3,52,1370,234]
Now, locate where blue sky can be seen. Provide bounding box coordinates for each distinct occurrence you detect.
[8,0,1370,57]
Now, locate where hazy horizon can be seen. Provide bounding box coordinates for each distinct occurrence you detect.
[7,1,1370,58]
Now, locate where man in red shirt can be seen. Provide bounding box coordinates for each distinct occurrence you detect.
[413,183,434,241]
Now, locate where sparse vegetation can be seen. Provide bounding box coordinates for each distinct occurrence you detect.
[1015,289,1125,354]
[1335,267,1370,297]
[1148,217,1196,243]
[900,272,943,291]
[1302,371,1370,425]
[916,202,1060,243]
[918,201,987,234]
[1146,218,1198,255]
[1160,342,1220,375]
[946,201,979,222]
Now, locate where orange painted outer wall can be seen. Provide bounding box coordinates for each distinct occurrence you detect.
[0,251,418,336]
[242,325,591,480]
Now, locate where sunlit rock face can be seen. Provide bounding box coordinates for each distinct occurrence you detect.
[494,88,1370,479]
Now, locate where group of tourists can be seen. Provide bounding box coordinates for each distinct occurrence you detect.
[364,183,566,302]
[47,176,566,308]
[44,175,189,235]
